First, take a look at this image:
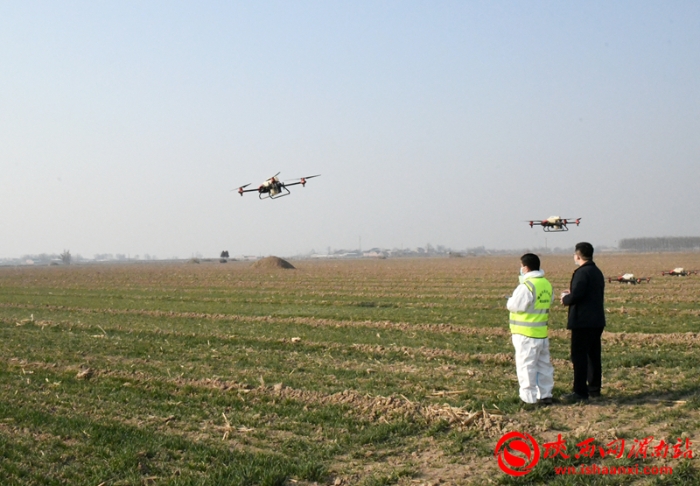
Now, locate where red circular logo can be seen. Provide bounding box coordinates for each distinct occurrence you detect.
[494,431,540,476]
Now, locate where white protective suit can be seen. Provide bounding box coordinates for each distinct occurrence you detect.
[506,269,555,404]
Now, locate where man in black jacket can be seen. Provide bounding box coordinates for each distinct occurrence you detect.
[560,242,606,403]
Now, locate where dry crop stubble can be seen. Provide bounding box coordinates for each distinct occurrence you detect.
[0,253,699,485]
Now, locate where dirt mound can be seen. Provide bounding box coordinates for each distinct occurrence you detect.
[250,256,295,269]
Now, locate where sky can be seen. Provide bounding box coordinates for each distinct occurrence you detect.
[1,1,699,259]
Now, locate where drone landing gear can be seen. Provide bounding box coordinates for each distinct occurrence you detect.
[259,186,291,199]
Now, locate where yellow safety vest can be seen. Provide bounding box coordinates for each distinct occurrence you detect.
[509,277,552,338]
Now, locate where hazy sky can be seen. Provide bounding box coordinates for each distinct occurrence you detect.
[2,1,699,259]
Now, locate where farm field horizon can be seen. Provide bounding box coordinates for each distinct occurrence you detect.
[1,253,699,485]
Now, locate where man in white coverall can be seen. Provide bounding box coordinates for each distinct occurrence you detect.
[506,253,554,406]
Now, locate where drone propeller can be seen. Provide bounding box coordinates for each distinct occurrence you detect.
[282,174,321,187]
[300,174,321,186]
[236,183,251,196]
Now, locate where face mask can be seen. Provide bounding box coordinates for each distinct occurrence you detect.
[519,267,526,284]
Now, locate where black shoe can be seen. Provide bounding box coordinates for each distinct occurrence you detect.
[589,391,601,399]
[537,397,553,406]
[561,392,589,404]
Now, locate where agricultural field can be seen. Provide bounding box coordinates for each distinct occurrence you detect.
[1,253,699,485]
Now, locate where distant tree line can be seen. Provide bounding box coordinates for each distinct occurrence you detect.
[619,237,700,252]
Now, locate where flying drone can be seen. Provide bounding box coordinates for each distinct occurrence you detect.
[661,268,698,277]
[608,273,651,285]
[527,216,581,232]
[235,173,321,200]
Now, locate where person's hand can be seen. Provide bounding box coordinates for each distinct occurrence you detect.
[560,290,570,304]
